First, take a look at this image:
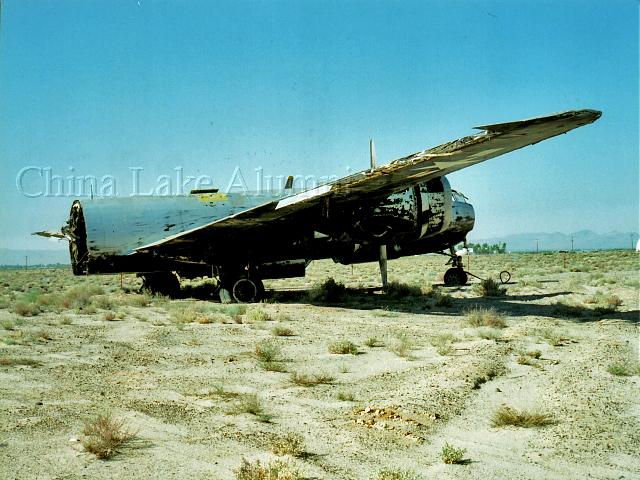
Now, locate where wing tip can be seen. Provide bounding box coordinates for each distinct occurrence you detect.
[474,109,602,132]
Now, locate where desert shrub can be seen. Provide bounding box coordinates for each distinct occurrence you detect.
[269,432,306,457]
[377,468,419,480]
[261,361,287,373]
[248,307,271,322]
[491,405,555,428]
[12,301,40,317]
[1,319,16,330]
[255,341,281,363]
[385,281,422,299]
[389,333,416,359]
[235,458,302,480]
[471,362,506,389]
[227,393,271,422]
[81,414,136,459]
[473,278,506,297]
[63,285,104,310]
[538,327,566,346]
[430,334,456,356]
[307,278,346,303]
[328,340,358,355]
[290,371,335,387]
[0,357,42,367]
[607,361,640,376]
[224,305,247,316]
[103,311,117,321]
[272,326,295,337]
[336,391,355,401]
[173,307,200,324]
[475,327,502,341]
[364,337,383,348]
[465,307,506,328]
[441,442,467,464]
[432,290,453,307]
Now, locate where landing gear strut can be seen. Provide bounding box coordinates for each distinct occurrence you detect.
[443,246,468,287]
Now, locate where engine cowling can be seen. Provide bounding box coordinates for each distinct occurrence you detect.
[349,176,453,241]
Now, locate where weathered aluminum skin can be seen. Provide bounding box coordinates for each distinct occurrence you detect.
[81,193,281,256]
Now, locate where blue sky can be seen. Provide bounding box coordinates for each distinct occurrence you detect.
[1,0,638,251]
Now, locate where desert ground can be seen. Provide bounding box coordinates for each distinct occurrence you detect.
[0,251,638,480]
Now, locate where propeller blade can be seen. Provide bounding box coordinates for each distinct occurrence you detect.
[379,244,388,290]
[369,139,377,172]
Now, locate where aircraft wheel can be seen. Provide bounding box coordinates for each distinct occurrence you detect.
[232,277,264,303]
[443,268,467,287]
[141,272,180,297]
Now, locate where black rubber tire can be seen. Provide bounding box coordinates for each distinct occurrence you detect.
[232,277,264,303]
[444,268,467,287]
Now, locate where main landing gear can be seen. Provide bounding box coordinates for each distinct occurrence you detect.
[218,271,265,304]
[443,246,468,287]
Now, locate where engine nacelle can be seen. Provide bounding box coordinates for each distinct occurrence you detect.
[350,176,454,241]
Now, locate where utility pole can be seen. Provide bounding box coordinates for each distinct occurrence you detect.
[24,256,28,271]
[535,239,539,253]
[571,235,574,252]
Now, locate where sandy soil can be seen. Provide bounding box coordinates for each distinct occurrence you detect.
[0,252,638,479]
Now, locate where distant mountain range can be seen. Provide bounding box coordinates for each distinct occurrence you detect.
[0,230,637,266]
[470,230,638,252]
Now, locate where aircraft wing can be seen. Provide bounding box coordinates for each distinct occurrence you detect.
[135,109,601,252]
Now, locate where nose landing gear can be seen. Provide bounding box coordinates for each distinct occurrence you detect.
[443,247,468,286]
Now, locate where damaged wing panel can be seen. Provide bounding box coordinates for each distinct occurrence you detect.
[135,109,601,252]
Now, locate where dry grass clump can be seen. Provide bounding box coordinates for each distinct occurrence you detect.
[290,371,335,387]
[607,361,640,376]
[272,326,295,337]
[12,301,41,317]
[441,442,468,464]
[255,341,282,363]
[465,307,506,328]
[81,414,137,459]
[226,393,271,422]
[307,277,346,303]
[328,340,358,355]
[538,327,568,346]
[430,334,456,356]
[0,356,42,367]
[427,288,453,307]
[248,307,272,322]
[388,333,416,359]
[364,336,383,348]
[491,405,555,428]
[377,468,419,480]
[473,278,506,297]
[1,319,16,330]
[385,281,422,299]
[269,432,306,457]
[235,458,302,480]
[336,391,355,401]
[471,362,506,389]
[475,327,502,341]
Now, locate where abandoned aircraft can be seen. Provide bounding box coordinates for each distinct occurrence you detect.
[35,109,601,302]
